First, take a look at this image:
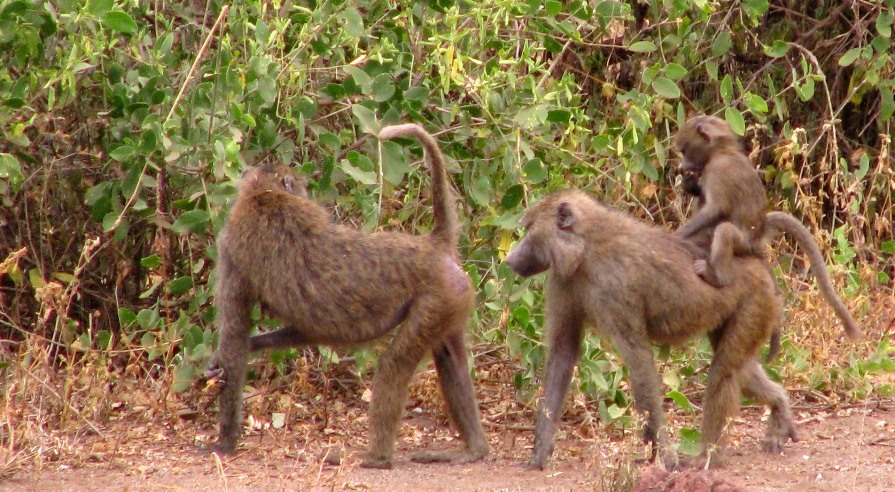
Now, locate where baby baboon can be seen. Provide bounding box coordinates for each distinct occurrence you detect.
[205,123,488,468]
[505,190,798,470]
[674,115,861,342]
[673,115,767,287]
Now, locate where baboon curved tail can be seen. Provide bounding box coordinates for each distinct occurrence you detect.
[765,211,862,340]
[379,124,459,251]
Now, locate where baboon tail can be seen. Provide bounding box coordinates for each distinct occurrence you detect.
[765,211,862,340]
[379,123,459,251]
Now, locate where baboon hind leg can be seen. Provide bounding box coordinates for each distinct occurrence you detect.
[696,222,754,288]
[740,358,800,453]
[412,329,489,464]
[361,301,452,469]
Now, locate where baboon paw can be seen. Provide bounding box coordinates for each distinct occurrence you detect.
[762,428,800,453]
[209,441,237,455]
[524,457,547,471]
[411,448,486,465]
[360,455,393,469]
[204,366,226,381]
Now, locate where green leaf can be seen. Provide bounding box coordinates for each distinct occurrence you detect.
[352,104,380,135]
[340,7,364,38]
[651,77,680,99]
[165,276,194,296]
[103,11,138,35]
[86,0,113,17]
[838,47,862,66]
[545,0,562,17]
[711,31,732,57]
[628,41,657,53]
[109,144,135,162]
[667,390,694,414]
[678,428,702,456]
[380,140,409,186]
[0,153,23,191]
[140,255,162,269]
[546,109,571,124]
[743,92,768,114]
[880,88,894,122]
[763,40,789,58]
[877,10,893,38]
[468,175,491,207]
[340,159,378,186]
[720,74,733,104]
[500,184,525,211]
[136,308,161,330]
[522,158,548,184]
[881,240,895,255]
[724,107,746,135]
[664,63,688,80]
[371,74,395,103]
[171,364,197,393]
[344,65,372,92]
[171,209,209,234]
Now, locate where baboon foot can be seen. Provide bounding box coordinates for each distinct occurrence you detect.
[360,453,393,469]
[209,439,237,455]
[762,424,801,453]
[411,446,487,465]
[694,260,730,287]
[524,456,547,471]
[692,450,726,469]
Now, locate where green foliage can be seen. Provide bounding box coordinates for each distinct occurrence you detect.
[1,0,891,432]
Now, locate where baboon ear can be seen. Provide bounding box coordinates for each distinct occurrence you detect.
[696,120,726,142]
[556,202,576,231]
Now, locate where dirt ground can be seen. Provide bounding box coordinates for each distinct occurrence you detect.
[2,393,893,492]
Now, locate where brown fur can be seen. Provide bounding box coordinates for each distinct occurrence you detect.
[205,124,488,468]
[505,190,799,469]
[674,115,861,343]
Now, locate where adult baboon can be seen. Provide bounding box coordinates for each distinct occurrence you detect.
[205,123,489,469]
[505,190,798,469]
[673,115,861,342]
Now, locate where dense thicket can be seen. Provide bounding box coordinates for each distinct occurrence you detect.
[1,1,891,397]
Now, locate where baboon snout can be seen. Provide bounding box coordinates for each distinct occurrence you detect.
[505,242,548,278]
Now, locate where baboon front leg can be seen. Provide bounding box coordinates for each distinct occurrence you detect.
[210,265,253,454]
[412,328,489,465]
[609,332,677,469]
[740,359,800,453]
[528,312,585,470]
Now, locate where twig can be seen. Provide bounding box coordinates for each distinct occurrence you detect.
[165,5,231,123]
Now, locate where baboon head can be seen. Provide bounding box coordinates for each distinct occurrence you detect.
[673,115,739,195]
[505,191,588,279]
[240,164,308,197]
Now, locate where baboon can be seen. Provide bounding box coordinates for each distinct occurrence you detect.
[505,190,799,469]
[204,123,489,469]
[673,115,861,343]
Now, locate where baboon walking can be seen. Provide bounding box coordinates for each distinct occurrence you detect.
[505,190,798,469]
[205,123,488,468]
[674,115,861,344]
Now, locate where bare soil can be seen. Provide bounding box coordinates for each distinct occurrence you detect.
[2,380,892,492]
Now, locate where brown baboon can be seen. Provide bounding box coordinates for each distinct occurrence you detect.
[204,123,488,469]
[505,190,798,469]
[673,115,861,343]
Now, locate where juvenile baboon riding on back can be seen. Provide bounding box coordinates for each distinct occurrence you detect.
[674,115,861,346]
[205,123,488,469]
